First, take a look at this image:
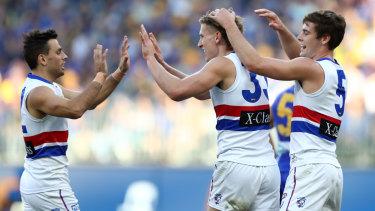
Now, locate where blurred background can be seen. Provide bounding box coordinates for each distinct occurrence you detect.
[0,0,374,210]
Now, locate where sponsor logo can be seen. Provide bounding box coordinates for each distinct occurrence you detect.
[319,118,340,140]
[239,109,270,127]
[214,193,222,205]
[297,197,306,208]
[25,141,36,157]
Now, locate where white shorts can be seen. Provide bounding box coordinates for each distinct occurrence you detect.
[208,161,280,211]
[21,189,80,211]
[280,163,343,211]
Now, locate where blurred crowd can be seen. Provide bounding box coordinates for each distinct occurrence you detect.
[0,0,374,167]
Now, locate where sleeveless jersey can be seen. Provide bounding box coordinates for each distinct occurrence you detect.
[271,85,294,172]
[290,58,347,167]
[210,52,276,166]
[20,73,70,194]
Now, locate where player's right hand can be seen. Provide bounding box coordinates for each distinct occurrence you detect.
[139,24,156,61]
[118,36,130,74]
[209,8,236,29]
[93,44,109,75]
[254,9,285,31]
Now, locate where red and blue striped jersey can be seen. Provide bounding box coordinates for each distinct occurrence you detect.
[290,58,347,167]
[20,73,70,194]
[210,52,276,166]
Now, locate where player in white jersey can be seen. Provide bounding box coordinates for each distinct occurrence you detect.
[20,29,130,210]
[210,8,347,211]
[140,10,279,211]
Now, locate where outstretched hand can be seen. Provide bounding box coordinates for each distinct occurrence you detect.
[118,36,130,73]
[93,44,109,75]
[209,8,236,28]
[255,9,285,31]
[149,32,164,64]
[139,24,156,61]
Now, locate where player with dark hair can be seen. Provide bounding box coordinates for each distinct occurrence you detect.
[210,8,347,211]
[20,29,130,210]
[140,10,279,211]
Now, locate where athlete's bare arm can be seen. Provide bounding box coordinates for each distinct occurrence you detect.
[209,9,324,94]
[61,36,130,109]
[149,32,211,100]
[27,44,108,119]
[140,24,231,101]
[255,9,300,59]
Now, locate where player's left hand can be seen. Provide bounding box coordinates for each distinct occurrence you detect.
[149,32,164,65]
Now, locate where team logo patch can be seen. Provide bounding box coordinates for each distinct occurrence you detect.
[297,197,306,208]
[282,193,287,199]
[71,203,80,211]
[214,193,222,205]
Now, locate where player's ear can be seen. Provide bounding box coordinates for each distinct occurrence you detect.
[321,34,331,46]
[215,31,222,44]
[38,54,47,66]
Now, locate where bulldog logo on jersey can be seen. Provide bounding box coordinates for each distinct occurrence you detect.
[71,203,80,210]
[297,197,306,208]
[214,193,222,205]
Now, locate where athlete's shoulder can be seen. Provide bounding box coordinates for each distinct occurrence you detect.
[204,55,236,73]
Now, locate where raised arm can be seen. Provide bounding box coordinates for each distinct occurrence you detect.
[144,27,211,100]
[88,35,130,108]
[209,9,319,82]
[61,36,130,109]
[149,32,188,79]
[140,24,228,101]
[27,45,108,119]
[255,9,300,59]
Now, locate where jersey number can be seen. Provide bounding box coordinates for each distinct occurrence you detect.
[277,93,294,137]
[242,73,268,102]
[335,70,346,117]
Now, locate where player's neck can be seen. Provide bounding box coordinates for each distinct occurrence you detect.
[217,46,232,57]
[312,48,334,61]
[30,68,56,83]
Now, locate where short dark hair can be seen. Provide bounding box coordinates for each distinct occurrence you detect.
[199,9,244,51]
[23,29,58,69]
[303,10,346,50]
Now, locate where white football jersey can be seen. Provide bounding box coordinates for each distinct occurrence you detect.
[290,58,347,167]
[210,52,276,166]
[20,73,71,194]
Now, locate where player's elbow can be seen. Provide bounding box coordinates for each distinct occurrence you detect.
[168,90,186,102]
[169,93,184,101]
[69,106,86,119]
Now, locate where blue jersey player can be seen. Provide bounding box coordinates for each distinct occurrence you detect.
[271,85,294,200]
